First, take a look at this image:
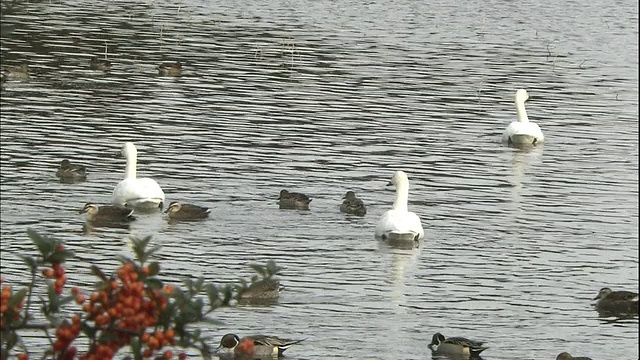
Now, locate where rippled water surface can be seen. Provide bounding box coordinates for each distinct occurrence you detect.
[1,0,638,359]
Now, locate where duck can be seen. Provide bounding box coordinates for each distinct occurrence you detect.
[56,159,87,182]
[158,62,182,76]
[374,171,424,242]
[89,57,111,71]
[217,333,305,358]
[593,287,639,314]
[556,352,593,360]
[277,190,311,210]
[428,332,488,358]
[238,278,281,301]
[2,63,30,80]
[79,203,135,223]
[502,89,544,147]
[111,142,165,210]
[164,201,210,220]
[340,190,366,216]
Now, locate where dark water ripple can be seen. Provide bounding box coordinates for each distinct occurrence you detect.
[1,0,638,359]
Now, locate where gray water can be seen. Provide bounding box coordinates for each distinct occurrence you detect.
[1,0,638,359]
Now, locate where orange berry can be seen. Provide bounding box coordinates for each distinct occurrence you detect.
[163,350,173,359]
[71,287,80,296]
[163,285,174,295]
[43,268,55,279]
[53,264,65,278]
[89,292,99,303]
[147,337,159,350]
[178,353,187,360]
[17,353,29,360]
[141,332,151,343]
[164,328,175,341]
[141,267,150,276]
[75,294,86,304]
[143,349,153,358]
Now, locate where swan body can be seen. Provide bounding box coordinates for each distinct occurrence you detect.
[375,171,424,241]
[112,142,165,210]
[502,89,544,146]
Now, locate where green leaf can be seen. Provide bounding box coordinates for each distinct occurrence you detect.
[115,255,131,264]
[81,319,96,338]
[18,255,38,270]
[249,263,267,277]
[183,279,194,294]
[59,295,76,306]
[46,282,60,312]
[194,277,204,293]
[47,250,75,264]
[142,245,162,264]
[144,278,163,290]
[90,265,108,281]
[205,284,220,307]
[8,288,27,309]
[266,260,283,276]
[147,261,160,276]
[130,336,142,360]
[130,236,150,263]
[27,228,54,257]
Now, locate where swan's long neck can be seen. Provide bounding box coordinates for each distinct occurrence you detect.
[516,99,529,123]
[392,181,409,212]
[125,151,137,179]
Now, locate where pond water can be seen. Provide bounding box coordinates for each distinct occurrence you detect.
[1,0,638,359]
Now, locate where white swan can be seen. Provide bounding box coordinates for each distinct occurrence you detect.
[375,170,425,242]
[112,142,165,210]
[502,89,544,146]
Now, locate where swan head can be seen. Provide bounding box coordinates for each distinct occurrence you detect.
[515,89,529,104]
[388,170,409,188]
[122,142,137,158]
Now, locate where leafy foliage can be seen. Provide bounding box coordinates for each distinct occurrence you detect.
[1,229,282,360]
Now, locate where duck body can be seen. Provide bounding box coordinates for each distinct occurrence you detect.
[79,203,135,223]
[2,63,29,80]
[556,352,593,360]
[593,287,639,314]
[375,171,424,241]
[158,62,182,76]
[278,190,311,210]
[340,191,366,216]
[112,142,165,210]
[56,159,87,182]
[238,278,280,300]
[502,89,544,147]
[428,332,487,358]
[164,201,210,220]
[89,57,111,71]
[218,333,305,358]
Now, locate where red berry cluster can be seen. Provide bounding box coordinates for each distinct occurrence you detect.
[42,248,68,295]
